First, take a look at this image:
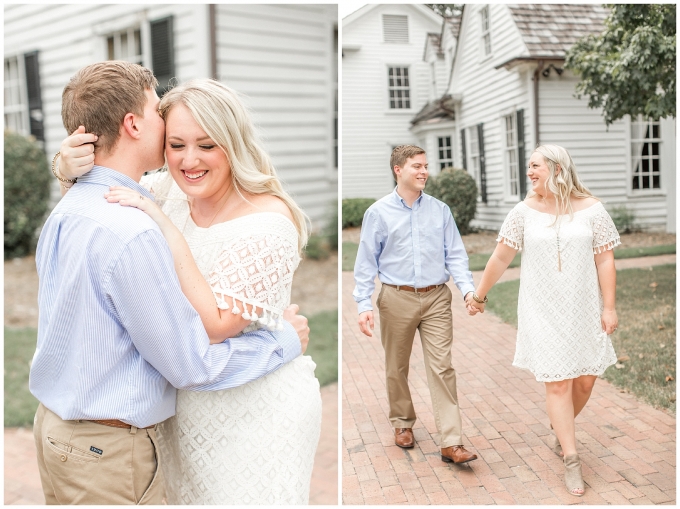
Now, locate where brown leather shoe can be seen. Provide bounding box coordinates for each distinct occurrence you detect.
[441,445,477,463]
[394,428,415,448]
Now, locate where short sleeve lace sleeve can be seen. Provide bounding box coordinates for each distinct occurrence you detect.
[496,205,525,250]
[207,231,300,331]
[591,204,621,254]
[140,170,174,208]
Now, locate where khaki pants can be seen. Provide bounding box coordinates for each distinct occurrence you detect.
[33,403,164,505]
[377,283,464,448]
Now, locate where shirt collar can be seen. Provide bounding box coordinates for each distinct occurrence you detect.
[78,165,155,200]
[391,186,424,209]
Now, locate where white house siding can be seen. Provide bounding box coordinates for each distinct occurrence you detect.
[5,4,337,228]
[539,72,672,232]
[343,5,442,199]
[4,4,208,165]
[449,4,531,230]
[214,4,337,226]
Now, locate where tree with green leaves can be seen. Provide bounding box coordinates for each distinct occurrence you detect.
[425,4,462,17]
[565,4,675,125]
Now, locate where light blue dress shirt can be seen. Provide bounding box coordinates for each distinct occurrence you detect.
[30,166,300,428]
[353,188,475,314]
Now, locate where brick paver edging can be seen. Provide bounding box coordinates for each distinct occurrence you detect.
[342,269,675,505]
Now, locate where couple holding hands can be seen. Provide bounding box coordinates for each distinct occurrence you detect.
[353,144,620,497]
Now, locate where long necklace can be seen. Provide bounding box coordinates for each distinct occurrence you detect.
[555,215,563,272]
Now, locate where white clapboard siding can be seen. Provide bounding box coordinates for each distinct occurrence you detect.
[343,5,442,199]
[450,4,531,229]
[215,4,337,226]
[5,4,337,228]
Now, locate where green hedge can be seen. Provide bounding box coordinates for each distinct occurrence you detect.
[342,198,375,228]
[4,131,52,259]
[425,168,477,235]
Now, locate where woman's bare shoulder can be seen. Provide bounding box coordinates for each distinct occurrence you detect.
[571,195,599,212]
[247,193,294,221]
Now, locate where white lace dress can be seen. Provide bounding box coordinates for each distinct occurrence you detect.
[142,172,322,504]
[497,201,620,382]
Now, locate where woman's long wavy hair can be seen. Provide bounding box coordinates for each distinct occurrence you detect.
[527,144,597,224]
[158,79,309,251]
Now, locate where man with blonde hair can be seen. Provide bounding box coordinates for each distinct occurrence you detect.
[31,61,308,504]
[353,145,480,463]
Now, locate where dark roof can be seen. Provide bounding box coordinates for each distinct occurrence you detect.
[508,4,609,59]
[426,32,442,54]
[411,94,455,126]
[444,14,461,39]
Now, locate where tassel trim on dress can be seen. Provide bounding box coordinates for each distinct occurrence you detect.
[496,235,522,251]
[593,238,621,254]
[216,293,285,331]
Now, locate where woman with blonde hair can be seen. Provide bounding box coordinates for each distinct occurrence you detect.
[58,79,322,504]
[468,144,619,497]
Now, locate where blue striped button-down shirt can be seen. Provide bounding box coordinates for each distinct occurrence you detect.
[353,188,475,314]
[30,166,300,428]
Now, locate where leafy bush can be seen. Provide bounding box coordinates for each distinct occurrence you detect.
[304,233,331,260]
[610,205,637,234]
[4,131,51,259]
[325,200,338,251]
[425,167,477,235]
[342,198,375,228]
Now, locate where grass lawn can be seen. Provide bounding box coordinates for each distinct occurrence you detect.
[4,310,338,428]
[306,309,339,387]
[342,241,358,272]
[5,327,39,427]
[486,264,676,412]
[341,241,674,272]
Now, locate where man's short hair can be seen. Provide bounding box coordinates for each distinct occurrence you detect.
[62,61,158,154]
[390,145,426,180]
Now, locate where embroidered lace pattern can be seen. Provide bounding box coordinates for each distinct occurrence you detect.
[497,201,620,382]
[148,173,322,504]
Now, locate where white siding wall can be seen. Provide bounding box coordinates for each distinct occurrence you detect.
[534,69,670,231]
[215,4,337,227]
[449,4,530,229]
[5,4,338,227]
[4,4,209,164]
[343,5,442,199]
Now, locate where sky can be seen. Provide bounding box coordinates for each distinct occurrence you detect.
[339,2,367,19]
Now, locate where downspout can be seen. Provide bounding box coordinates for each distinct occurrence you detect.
[209,4,217,79]
[533,60,544,146]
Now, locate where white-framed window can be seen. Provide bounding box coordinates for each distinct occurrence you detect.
[480,6,491,56]
[438,136,453,170]
[106,27,143,64]
[388,66,410,109]
[504,114,519,198]
[631,118,661,191]
[4,55,29,135]
[468,126,481,189]
[383,14,409,44]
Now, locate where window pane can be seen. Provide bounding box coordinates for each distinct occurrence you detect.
[134,29,142,55]
[652,158,659,174]
[108,37,115,60]
[652,124,660,138]
[642,175,649,188]
[652,143,659,156]
[632,175,640,189]
[653,175,660,188]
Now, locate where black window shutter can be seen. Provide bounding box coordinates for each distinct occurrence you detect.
[24,51,44,142]
[516,109,526,197]
[150,16,175,96]
[460,128,467,171]
[477,123,487,203]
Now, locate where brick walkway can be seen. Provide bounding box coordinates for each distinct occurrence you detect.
[4,382,338,505]
[342,255,676,505]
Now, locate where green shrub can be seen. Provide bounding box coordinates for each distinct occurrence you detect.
[304,233,331,260]
[4,131,51,259]
[325,200,338,251]
[610,205,637,233]
[425,167,477,235]
[342,198,376,228]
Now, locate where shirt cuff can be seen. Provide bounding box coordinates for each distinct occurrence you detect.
[279,320,302,363]
[357,299,373,314]
[460,284,476,299]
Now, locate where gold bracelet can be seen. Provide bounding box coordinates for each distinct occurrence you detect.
[472,292,488,304]
[51,151,77,184]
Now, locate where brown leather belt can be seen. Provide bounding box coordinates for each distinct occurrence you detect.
[383,283,442,293]
[88,419,155,429]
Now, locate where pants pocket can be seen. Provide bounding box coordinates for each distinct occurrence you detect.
[137,431,164,505]
[43,436,100,504]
